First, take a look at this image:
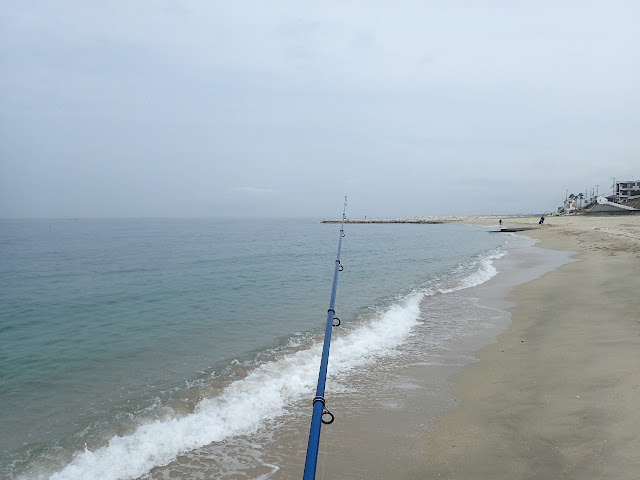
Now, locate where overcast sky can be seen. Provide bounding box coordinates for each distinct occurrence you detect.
[1,1,638,218]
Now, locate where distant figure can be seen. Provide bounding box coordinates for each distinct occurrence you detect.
[499,219,502,226]
[539,215,545,225]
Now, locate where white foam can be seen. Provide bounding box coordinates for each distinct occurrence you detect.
[438,249,505,294]
[49,294,424,480]
[330,293,422,373]
[49,248,505,480]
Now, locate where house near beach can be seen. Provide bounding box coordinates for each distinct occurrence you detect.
[615,180,640,203]
[561,179,640,215]
[564,198,578,214]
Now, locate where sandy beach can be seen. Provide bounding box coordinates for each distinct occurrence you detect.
[414,215,640,479]
[299,215,640,480]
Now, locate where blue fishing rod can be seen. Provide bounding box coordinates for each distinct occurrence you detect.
[303,197,347,480]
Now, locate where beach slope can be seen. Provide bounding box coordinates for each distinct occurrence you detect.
[417,216,640,479]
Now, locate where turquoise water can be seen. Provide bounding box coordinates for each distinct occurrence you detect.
[0,218,505,479]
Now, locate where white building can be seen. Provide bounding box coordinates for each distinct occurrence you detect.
[615,180,640,203]
[564,198,578,214]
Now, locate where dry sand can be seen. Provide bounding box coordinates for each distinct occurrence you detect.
[415,215,640,479]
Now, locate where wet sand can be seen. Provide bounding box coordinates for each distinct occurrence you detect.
[415,215,640,479]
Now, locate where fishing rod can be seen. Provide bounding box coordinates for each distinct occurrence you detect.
[303,196,347,480]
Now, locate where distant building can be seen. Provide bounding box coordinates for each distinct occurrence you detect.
[615,180,640,203]
[564,198,578,214]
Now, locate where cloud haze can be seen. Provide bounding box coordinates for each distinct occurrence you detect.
[1,1,638,218]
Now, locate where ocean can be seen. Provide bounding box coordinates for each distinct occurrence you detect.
[1,217,541,479]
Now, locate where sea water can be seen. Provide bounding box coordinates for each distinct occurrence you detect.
[1,218,511,479]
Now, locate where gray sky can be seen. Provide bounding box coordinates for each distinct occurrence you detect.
[1,1,638,218]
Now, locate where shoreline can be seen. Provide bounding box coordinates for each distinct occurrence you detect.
[298,224,577,479]
[414,215,640,478]
[322,213,640,225]
[308,215,640,479]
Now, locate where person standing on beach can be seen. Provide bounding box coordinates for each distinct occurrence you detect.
[539,215,545,225]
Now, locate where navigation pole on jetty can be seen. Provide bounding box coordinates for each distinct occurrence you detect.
[303,196,347,480]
